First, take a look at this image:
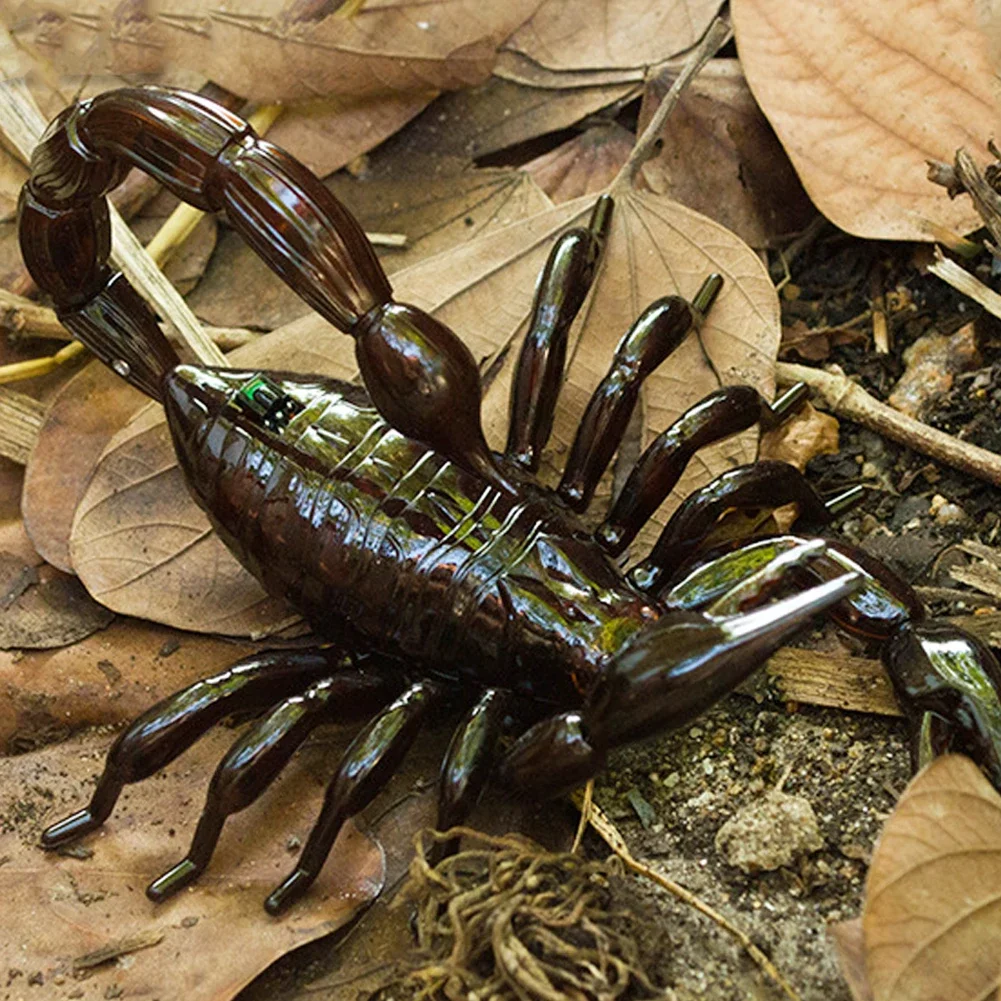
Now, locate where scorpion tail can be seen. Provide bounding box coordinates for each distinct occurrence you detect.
[56,271,181,401]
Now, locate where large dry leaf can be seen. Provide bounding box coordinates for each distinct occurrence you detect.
[190,167,551,330]
[0,617,260,752]
[524,123,635,203]
[731,0,1001,240]
[638,59,815,248]
[862,754,1001,1000]
[13,0,543,101]
[263,90,435,178]
[0,729,384,1000]
[375,74,639,163]
[829,919,875,1001]
[504,0,723,74]
[23,362,145,573]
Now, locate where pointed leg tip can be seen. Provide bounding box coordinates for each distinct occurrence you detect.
[40,810,97,849]
[264,869,312,916]
[147,858,201,903]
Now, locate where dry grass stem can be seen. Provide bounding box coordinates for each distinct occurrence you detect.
[776,361,1001,488]
[928,248,1001,321]
[612,16,732,191]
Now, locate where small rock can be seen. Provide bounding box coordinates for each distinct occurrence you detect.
[934,501,966,526]
[714,790,824,873]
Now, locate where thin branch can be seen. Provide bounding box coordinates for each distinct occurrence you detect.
[611,15,732,191]
[927,147,1001,250]
[776,361,1001,488]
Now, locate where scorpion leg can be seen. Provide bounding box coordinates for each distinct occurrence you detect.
[558,274,725,512]
[147,670,394,902]
[595,383,810,556]
[627,461,864,595]
[884,622,1001,789]
[265,680,440,915]
[432,688,510,861]
[506,196,613,470]
[40,648,348,849]
[499,543,860,797]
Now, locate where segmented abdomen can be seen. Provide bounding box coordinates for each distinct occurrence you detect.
[166,368,656,704]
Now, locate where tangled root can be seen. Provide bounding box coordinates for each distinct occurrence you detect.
[390,828,660,1001]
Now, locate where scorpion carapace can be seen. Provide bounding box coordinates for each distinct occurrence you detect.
[17,85,1001,916]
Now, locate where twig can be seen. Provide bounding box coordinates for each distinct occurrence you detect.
[0,288,67,339]
[927,147,1001,251]
[776,361,1001,488]
[927,248,1001,322]
[571,792,803,1001]
[0,388,44,463]
[611,16,732,191]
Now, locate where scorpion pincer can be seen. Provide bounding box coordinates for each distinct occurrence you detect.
[16,86,1001,915]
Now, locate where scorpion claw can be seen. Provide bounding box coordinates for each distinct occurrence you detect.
[591,565,862,750]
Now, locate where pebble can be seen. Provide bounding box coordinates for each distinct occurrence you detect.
[714,790,824,873]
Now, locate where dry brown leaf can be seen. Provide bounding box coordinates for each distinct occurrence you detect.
[190,167,551,330]
[0,728,384,1000]
[829,919,875,1001]
[23,363,145,574]
[731,0,1000,240]
[524,123,635,203]
[758,401,840,472]
[376,74,639,163]
[0,617,261,752]
[14,0,543,101]
[263,89,434,178]
[863,754,1001,1000]
[493,49,648,89]
[0,554,113,650]
[638,59,815,248]
[504,0,723,74]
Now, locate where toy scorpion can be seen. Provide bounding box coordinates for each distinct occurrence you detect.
[17,87,1001,915]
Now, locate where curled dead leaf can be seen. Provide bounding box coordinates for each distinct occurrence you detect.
[22,362,144,573]
[732,0,999,240]
[0,729,384,1001]
[862,754,1001,1000]
[758,401,840,472]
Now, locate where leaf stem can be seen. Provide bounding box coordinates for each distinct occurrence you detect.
[611,15,733,193]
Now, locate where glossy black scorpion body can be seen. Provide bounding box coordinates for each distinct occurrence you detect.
[16,86,1001,915]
